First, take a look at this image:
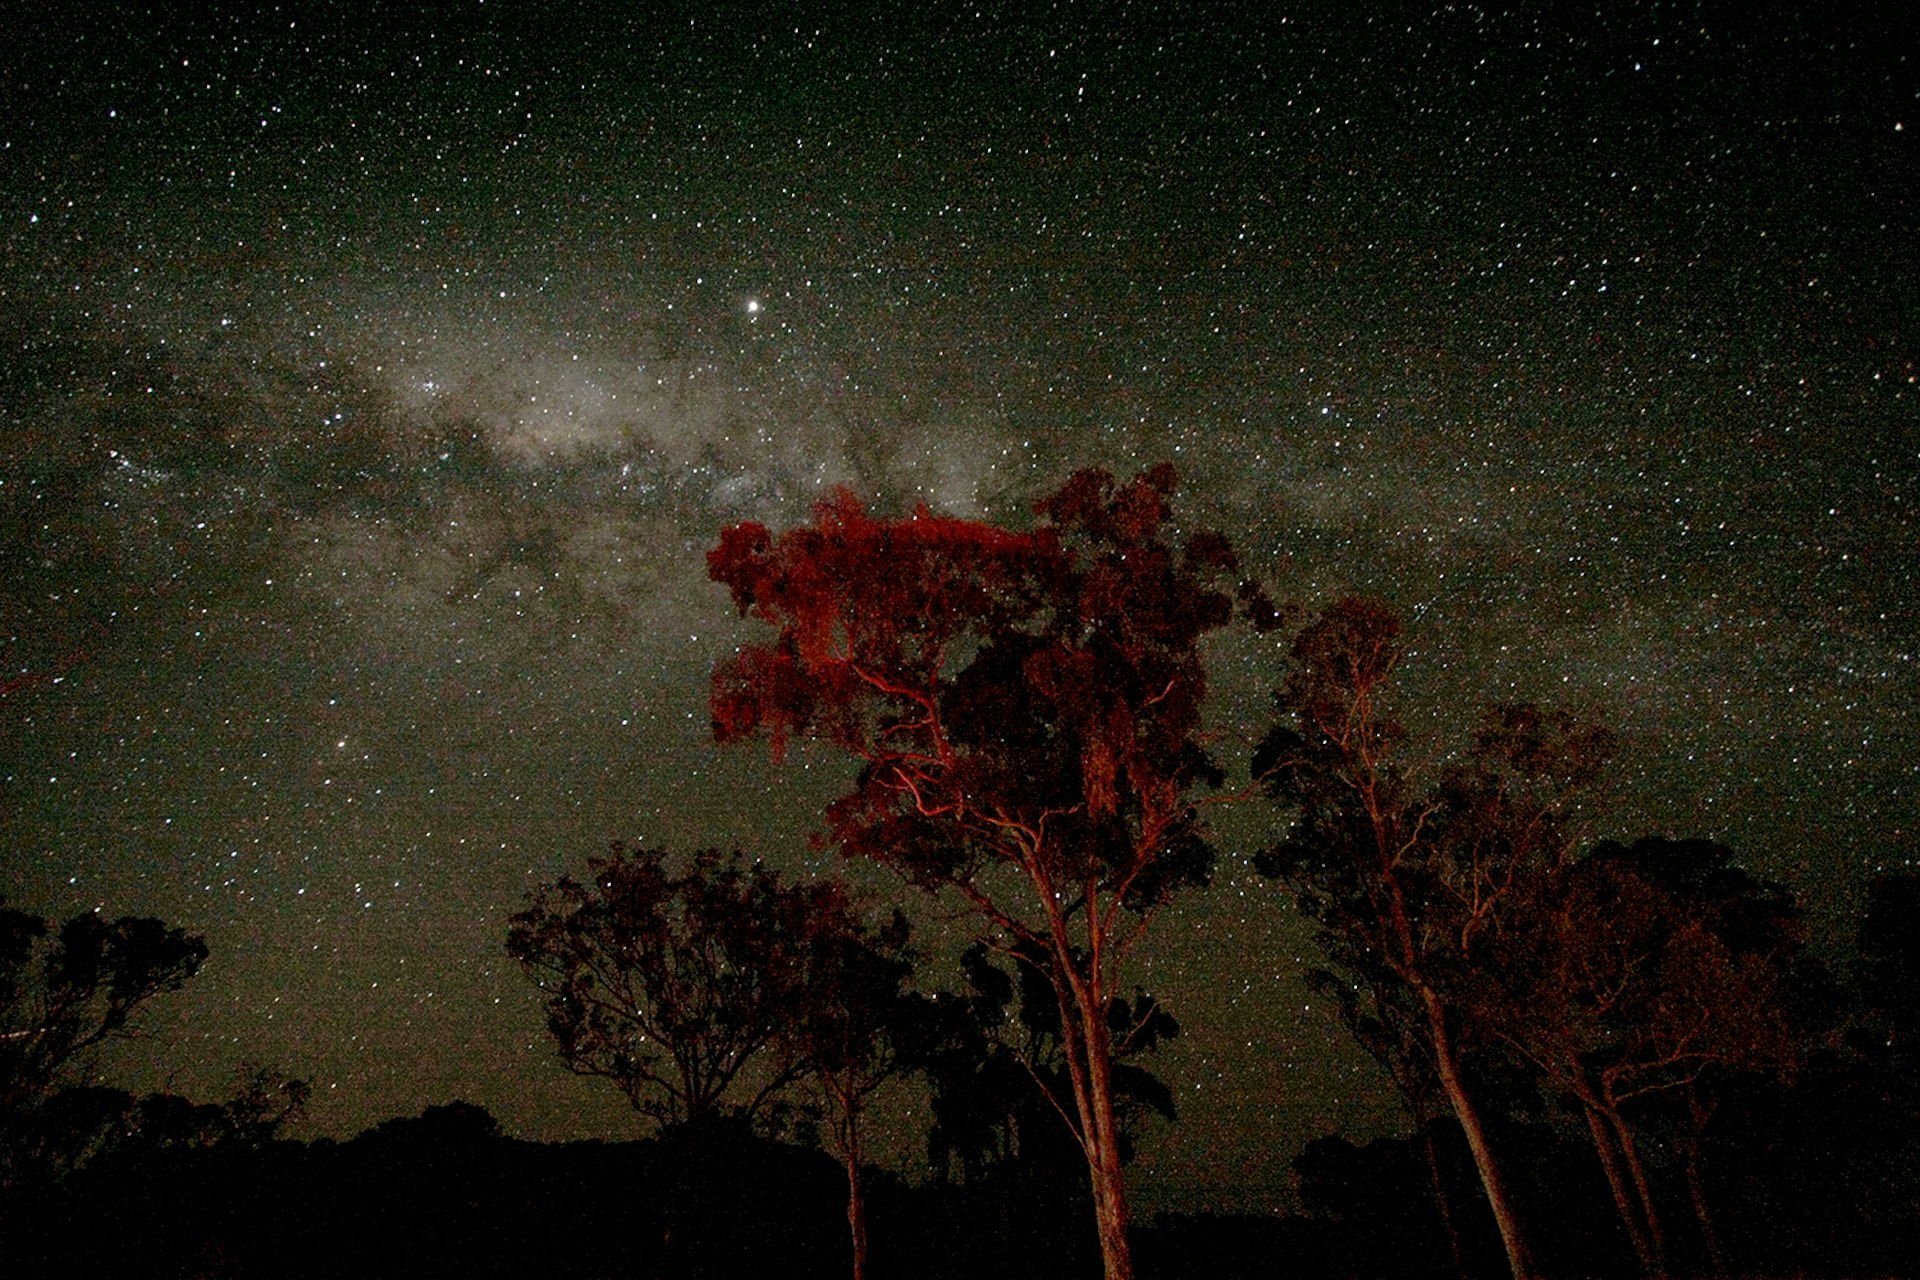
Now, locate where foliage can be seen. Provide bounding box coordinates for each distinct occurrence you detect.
[507,843,860,1129]
[709,465,1268,1278]
[785,907,919,1125]
[779,904,923,1280]
[1253,597,1615,1280]
[0,901,207,1115]
[1480,838,1799,1108]
[709,465,1257,911]
[1854,870,1920,1065]
[1253,599,1613,1070]
[6,1066,308,1189]
[0,907,304,1202]
[921,940,1178,1185]
[1468,837,1801,1274]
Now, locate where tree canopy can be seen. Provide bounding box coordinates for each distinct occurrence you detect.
[507,844,852,1129]
[1472,838,1801,1275]
[1254,597,1615,1280]
[0,903,208,1116]
[709,464,1268,1280]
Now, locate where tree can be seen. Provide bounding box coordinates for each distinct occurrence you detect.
[511,845,927,1278]
[1303,961,1470,1275]
[0,901,209,1215]
[782,906,921,1280]
[0,902,207,1120]
[709,465,1265,1280]
[1476,839,1799,1276]
[11,1064,308,1192]
[1253,598,1614,1280]
[507,844,842,1129]
[1854,870,1920,1067]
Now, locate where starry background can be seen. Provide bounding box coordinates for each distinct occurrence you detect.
[1,0,1913,1213]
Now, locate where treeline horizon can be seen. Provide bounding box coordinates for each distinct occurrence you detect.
[1,912,1916,1280]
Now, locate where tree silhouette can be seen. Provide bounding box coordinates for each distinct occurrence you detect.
[0,899,209,1264]
[1476,839,1799,1276]
[922,940,1177,1187]
[709,465,1264,1280]
[1253,598,1613,1280]
[1855,870,1920,1067]
[782,906,921,1280]
[511,846,934,1276]
[507,844,843,1129]
[1302,961,1469,1275]
[10,1063,308,1193]
[0,903,207,1125]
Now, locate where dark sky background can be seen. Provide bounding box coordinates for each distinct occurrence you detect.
[1,0,1913,1213]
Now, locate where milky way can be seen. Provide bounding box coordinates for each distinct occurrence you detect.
[1,2,1913,1211]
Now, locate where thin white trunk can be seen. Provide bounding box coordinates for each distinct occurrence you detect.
[1424,988,1534,1280]
[1049,937,1136,1280]
[1586,1102,1658,1273]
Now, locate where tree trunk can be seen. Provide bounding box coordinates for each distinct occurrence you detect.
[843,1122,868,1280]
[1682,1147,1723,1277]
[1681,1086,1727,1276]
[1424,988,1534,1280]
[1419,1116,1467,1277]
[1609,1107,1669,1278]
[1050,941,1136,1280]
[1084,1040,1136,1280]
[1585,1103,1658,1274]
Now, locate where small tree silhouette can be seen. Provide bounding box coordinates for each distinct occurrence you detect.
[508,844,839,1128]
[0,904,207,1116]
[782,907,920,1280]
[0,901,208,1191]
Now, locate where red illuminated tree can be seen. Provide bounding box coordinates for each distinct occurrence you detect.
[1254,598,1615,1280]
[709,465,1266,1280]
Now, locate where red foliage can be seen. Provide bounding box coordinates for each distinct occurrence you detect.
[707,468,1242,910]
[708,465,1252,1280]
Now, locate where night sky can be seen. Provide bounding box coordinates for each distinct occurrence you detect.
[2,1,1913,1213]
